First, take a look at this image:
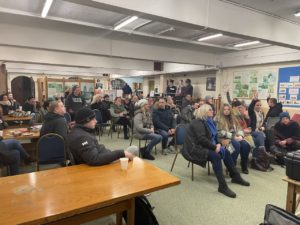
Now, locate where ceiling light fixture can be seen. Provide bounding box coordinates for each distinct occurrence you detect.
[294,12,300,17]
[198,33,223,41]
[41,0,53,18]
[114,16,138,30]
[234,41,260,47]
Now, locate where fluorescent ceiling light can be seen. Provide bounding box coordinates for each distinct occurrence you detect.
[234,41,260,47]
[114,16,138,30]
[41,0,53,18]
[198,33,223,41]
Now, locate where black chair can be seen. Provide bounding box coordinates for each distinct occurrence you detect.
[93,109,111,140]
[36,133,66,171]
[108,109,122,139]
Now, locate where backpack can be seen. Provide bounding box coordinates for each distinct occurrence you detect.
[260,204,300,225]
[251,147,273,172]
[123,196,159,225]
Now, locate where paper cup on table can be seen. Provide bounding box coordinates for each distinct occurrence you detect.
[19,106,22,111]
[0,130,3,137]
[120,158,129,170]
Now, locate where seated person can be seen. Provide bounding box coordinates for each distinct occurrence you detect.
[7,93,20,111]
[101,95,112,123]
[183,104,250,198]
[133,99,162,160]
[181,94,192,108]
[152,98,175,154]
[248,92,265,132]
[180,101,199,124]
[264,97,283,124]
[0,137,20,175]
[166,96,181,123]
[90,94,103,111]
[23,96,37,113]
[0,95,13,115]
[215,104,250,174]
[67,108,137,166]
[40,100,68,140]
[110,97,131,139]
[272,112,300,155]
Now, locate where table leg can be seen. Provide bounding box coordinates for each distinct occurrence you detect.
[116,212,123,225]
[286,183,296,213]
[127,198,135,225]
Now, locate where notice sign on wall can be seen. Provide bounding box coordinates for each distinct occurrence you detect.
[278,66,300,107]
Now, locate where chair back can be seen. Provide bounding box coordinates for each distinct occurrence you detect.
[292,113,300,125]
[175,124,187,146]
[36,133,66,171]
[64,112,72,123]
[93,109,102,123]
[266,117,280,129]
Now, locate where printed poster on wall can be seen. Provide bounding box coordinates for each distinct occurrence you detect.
[232,70,277,99]
[47,82,64,99]
[278,66,300,107]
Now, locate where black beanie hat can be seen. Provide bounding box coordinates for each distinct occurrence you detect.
[75,108,96,124]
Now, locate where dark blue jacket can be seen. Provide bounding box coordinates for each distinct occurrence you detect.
[152,108,175,131]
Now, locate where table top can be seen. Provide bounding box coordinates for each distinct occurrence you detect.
[0,158,180,225]
[2,128,40,140]
[3,115,32,121]
[283,176,300,186]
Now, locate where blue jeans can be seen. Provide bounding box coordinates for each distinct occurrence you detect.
[252,131,265,157]
[3,139,29,160]
[156,130,169,149]
[7,150,20,175]
[207,149,235,175]
[231,140,250,169]
[143,133,162,155]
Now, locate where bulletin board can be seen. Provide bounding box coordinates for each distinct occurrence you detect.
[278,66,300,107]
[232,69,277,99]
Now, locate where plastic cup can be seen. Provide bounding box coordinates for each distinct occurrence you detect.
[0,130,3,137]
[19,106,22,111]
[120,158,129,170]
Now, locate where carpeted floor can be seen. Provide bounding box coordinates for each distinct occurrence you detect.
[14,131,289,225]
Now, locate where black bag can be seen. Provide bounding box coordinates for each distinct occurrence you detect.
[123,196,159,225]
[251,148,273,172]
[260,204,300,225]
[285,150,300,181]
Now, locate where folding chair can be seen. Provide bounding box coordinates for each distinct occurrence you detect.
[93,109,111,140]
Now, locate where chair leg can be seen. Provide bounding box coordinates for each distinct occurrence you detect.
[187,161,190,168]
[191,163,194,181]
[170,152,179,172]
[207,161,210,176]
[130,136,133,145]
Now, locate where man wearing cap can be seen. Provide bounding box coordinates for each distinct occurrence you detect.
[67,108,137,166]
[65,85,86,120]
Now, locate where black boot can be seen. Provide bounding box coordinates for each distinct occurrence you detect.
[124,126,129,139]
[241,158,249,174]
[231,173,250,186]
[216,174,236,198]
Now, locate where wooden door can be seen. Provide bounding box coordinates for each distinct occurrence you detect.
[11,76,35,105]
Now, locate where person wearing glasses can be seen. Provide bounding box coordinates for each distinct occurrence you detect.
[183,104,250,198]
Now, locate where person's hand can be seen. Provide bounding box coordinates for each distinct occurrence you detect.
[170,128,175,135]
[244,128,251,134]
[215,144,221,153]
[279,140,287,146]
[168,129,173,135]
[259,126,265,131]
[150,128,154,133]
[119,112,124,117]
[124,150,134,161]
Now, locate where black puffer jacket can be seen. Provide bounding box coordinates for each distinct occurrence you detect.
[264,102,283,124]
[40,112,68,140]
[152,108,175,131]
[183,119,217,167]
[67,124,125,166]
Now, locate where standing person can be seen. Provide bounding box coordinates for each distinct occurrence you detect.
[215,104,251,174]
[40,100,68,140]
[65,85,86,120]
[23,97,37,113]
[183,104,250,198]
[122,83,132,97]
[181,79,193,97]
[133,99,162,160]
[67,108,137,166]
[152,98,176,154]
[166,79,177,97]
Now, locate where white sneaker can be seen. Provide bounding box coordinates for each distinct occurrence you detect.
[162,148,169,155]
[167,146,176,154]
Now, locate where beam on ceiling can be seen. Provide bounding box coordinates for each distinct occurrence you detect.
[77,0,300,49]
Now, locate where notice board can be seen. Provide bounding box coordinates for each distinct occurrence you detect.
[278,66,300,107]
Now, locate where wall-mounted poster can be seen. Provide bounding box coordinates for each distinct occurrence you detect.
[206,77,216,91]
[232,69,277,99]
[47,82,64,99]
[64,81,79,93]
[81,82,95,103]
[278,66,300,107]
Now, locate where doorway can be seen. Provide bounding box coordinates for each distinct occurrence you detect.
[11,76,35,105]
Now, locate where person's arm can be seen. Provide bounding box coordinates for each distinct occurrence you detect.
[54,119,68,140]
[152,110,169,131]
[134,114,152,134]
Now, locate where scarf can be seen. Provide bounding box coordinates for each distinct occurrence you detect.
[207,117,217,145]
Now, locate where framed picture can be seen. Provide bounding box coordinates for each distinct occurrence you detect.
[206,77,216,91]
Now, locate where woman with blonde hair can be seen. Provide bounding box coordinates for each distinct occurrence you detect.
[215,104,250,174]
[183,104,250,198]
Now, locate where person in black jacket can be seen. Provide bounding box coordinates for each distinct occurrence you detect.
[40,100,68,140]
[67,108,137,166]
[181,79,193,97]
[264,97,283,124]
[166,79,177,97]
[152,98,175,154]
[65,85,86,120]
[23,96,37,113]
[183,104,250,198]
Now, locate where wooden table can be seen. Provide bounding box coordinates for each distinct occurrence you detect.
[283,176,300,213]
[3,115,32,122]
[0,158,180,225]
[2,128,40,140]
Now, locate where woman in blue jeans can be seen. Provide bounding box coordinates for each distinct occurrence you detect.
[133,99,162,160]
[183,104,250,198]
[215,104,250,174]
